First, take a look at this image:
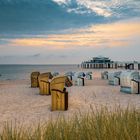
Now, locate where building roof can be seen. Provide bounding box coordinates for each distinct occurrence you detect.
[92,56,110,60]
[82,56,112,64]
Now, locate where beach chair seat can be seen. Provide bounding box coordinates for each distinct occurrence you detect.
[50,76,72,111]
[31,71,40,88]
[38,72,53,95]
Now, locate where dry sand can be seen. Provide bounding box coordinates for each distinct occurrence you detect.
[0,70,140,128]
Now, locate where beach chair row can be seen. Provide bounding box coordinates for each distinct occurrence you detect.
[101,70,140,94]
[30,71,92,111]
[31,71,92,88]
[31,72,72,111]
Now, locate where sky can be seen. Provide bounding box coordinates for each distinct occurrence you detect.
[0,0,140,64]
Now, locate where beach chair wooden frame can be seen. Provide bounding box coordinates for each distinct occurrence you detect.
[114,76,120,86]
[39,80,51,95]
[51,88,68,111]
[50,76,72,111]
[38,72,53,95]
[131,79,140,94]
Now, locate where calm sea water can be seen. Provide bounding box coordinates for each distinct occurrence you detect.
[0,65,80,81]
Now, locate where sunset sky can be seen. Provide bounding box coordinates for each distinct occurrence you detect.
[0,0,140,64]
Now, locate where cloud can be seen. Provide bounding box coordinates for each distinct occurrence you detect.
[31,53,41,57]
[53,0,140,18]
[0,0,140,36]
[0,4,140,65]
[0,0,102,35]
[0,39,9,45]
[58,55,68,58]
[2,19,140,50]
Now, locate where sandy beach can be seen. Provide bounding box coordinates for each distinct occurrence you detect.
[0,70,140,128]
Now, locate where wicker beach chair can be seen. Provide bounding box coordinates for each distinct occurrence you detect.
[38,72,53,95]
[108,71,121,86]
[64,71,75,81]
[50,76,72,111]
[31,71,40,88]
[120,71,139,94]
[72,76,84,86]
[72,72,85,86]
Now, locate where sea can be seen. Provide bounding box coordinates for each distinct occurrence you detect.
[0,65,80,81]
